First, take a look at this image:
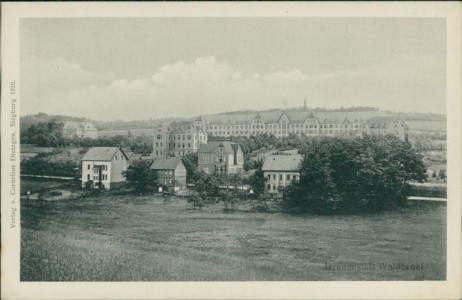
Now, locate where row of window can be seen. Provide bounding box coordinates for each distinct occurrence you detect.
[267,184,277,191]
[87,174,108,181]
[155,142,199,149]
[87,164,108,170]
[267,174,299,181]
[209,127,393,137]
[172,134,192,140]
[266,183,292,191]
[201,156,230,163]
[154,150,192,156]
[160,170,174,175]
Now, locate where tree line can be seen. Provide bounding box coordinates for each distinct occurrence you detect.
[282,135,427,214]
[21,120,153,154]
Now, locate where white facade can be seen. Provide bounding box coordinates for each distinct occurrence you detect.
[264,171,300,194]
[82,161,113,189]
[81,147,128,190]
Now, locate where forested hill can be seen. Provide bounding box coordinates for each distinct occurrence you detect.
[20,113,90,132]
[20,113,181,132]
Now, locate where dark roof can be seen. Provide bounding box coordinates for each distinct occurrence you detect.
[150,157,184,170]
[262,154,302,172]
[125,152,143,161]
[203,110,391,125]
[82,147,128,161]
[198,141,240,154]
[204,113,255,125]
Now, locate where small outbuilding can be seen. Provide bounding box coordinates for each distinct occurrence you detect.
[150,157,187,192]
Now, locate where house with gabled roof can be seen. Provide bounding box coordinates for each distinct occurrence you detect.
[197,140,244,175]
[81,147,129,190]
[63,121,98,139]
[150,157,187,191]
[262,154,302,197]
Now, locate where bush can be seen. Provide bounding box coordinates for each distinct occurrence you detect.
[21,158,79,178]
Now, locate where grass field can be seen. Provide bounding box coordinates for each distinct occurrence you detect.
[407,120,446,132]
[20,177,73,195]
[99,128,154,137]
[20,191,446,281]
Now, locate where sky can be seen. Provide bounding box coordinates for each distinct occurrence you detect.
[20,18,446,121]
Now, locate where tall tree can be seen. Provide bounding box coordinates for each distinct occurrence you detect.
[182,152,198,182]
[122,160,157,194]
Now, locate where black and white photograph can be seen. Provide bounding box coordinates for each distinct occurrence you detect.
[1,2,461,300]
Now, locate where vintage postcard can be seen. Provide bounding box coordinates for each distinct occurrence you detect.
[1,2,461,299]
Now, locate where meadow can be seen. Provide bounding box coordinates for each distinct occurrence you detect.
[21,192,446,281]
[407,120,446,132]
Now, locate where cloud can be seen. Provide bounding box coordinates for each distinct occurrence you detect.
[21,55,445,120]
[21,56,114,97]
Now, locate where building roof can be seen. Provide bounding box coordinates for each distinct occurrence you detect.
[262,154,303,172]
[204,113,256,125]
[150,157,184,170]
[198,141,240,154]
[203,110,391,126]
[82,147,128,161]
[125,151,143,161]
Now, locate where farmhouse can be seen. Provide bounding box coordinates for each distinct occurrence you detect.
[197,140,244,175]
[150,157,187,191]
[262,154,302,197]
[81,147,129,190]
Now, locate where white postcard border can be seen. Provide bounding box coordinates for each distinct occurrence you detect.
[1,2,461,299]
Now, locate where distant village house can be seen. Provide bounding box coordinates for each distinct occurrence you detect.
[150,157,187,192]
[63,121,99,139]
[262,154,303,198]
[198,140,244,175]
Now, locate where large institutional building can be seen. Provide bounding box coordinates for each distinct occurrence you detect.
[202,110,407,141]
[152,120,208,159]
[152,107,407,159]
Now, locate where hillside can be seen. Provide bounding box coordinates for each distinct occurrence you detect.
[21,107,446,133]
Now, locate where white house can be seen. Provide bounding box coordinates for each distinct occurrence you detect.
[63,121,99,139]
[262,154,302,198]
[81,147,129,190]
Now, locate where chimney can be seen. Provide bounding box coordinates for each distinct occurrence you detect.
[304,98,307,111]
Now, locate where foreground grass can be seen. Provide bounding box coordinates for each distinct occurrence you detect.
[21,193,446,281]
